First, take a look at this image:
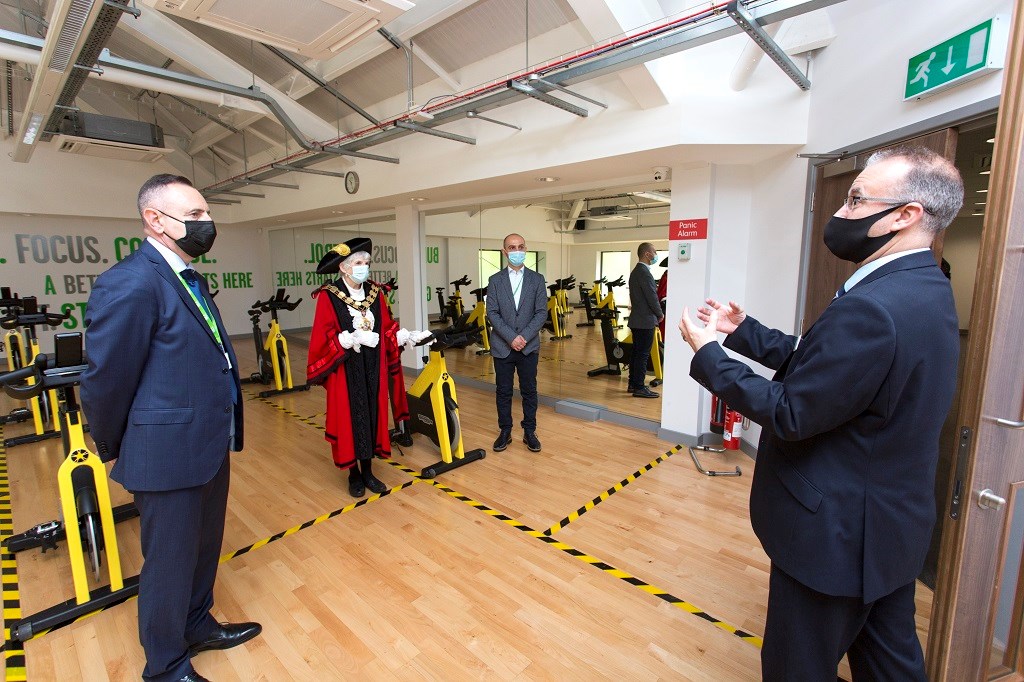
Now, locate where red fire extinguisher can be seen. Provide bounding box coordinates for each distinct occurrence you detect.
[710,394,726,434]
[723,407,743,450]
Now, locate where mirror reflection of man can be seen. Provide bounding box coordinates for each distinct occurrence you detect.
[486,233,548,453]
[627,242,664,398]
[680,147,963,681]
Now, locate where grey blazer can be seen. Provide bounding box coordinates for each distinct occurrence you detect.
[627,262,663,329]
[486,266,548,358]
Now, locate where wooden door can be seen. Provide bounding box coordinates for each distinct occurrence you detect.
[929,4,1024,678]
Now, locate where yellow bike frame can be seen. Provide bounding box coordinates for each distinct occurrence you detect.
[465,301,490,351]
[408,348,466,465]
[264,316,294,391]
[56,404,123,604]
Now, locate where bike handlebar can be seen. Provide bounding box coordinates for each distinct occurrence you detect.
[0,353,87,399]
[0,308,72,330]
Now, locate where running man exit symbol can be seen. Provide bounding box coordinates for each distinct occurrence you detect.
[904,17,1008,100]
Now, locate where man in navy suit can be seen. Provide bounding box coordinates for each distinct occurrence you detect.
[486,233,548,453]
[680,147,963,680]
[82,175,261,682]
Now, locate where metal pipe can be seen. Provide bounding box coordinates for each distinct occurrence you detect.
[262,43,379,126]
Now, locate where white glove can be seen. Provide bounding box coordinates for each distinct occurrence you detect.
[353,329,379,349]
[396,328,411,347]
[338,330,361,353]
[410,329,433,344]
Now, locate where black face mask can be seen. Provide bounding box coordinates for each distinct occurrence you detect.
[155,209,217,258]
[823,204,903,263]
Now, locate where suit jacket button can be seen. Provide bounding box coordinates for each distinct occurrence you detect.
[224,406,231,413]
[222,368,229,374]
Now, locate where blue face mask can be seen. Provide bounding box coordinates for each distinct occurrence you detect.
[648,255,659,266]
[507,250,527,267]
[349,264,370,283]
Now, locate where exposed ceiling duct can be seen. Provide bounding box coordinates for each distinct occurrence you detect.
[11,0,130,162]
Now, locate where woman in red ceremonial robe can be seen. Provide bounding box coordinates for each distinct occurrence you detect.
[306,237,426,498]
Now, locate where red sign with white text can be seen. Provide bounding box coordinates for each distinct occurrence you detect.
[669,218,708,240]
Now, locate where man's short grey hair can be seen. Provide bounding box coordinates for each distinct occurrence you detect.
[137,174,193,217]
[865,146,964,233]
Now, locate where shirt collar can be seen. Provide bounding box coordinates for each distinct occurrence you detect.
[147,236,190,274]
[507,265,524,275]
[844,248,930,293]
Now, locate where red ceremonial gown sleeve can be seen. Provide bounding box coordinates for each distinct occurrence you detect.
[307,290,357,469]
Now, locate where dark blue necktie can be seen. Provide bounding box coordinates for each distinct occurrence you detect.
[835,284,847,299]
[181,269,211,315]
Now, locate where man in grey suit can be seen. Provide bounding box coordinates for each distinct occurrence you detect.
[627,242,663,398]
[486,233,548,452]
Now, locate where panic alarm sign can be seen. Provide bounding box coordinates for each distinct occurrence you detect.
[669,219,708,240]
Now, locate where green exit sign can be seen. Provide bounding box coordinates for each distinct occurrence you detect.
[905,16,1008,100]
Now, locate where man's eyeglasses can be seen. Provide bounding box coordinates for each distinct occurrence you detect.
[845,195,935,215]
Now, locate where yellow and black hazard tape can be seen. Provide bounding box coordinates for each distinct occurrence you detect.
[1,426,27,681]
[261,390,763,648]
[221,479,415,561]
[543,444,684,536]
[9,479,416,649]
[384,460,762,648]
[243,389,325,431]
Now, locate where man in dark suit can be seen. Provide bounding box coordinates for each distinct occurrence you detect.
[679,147,963,681]
[486,232,548,453]
[82,174,261,682]
[627,242,664,398]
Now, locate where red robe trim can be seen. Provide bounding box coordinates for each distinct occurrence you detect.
[306,284,409,470]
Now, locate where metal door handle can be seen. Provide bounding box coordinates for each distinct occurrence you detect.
[978,489,1007,511]
[996,418,1024,429]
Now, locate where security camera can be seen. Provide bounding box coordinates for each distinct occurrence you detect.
[652,166,670,182]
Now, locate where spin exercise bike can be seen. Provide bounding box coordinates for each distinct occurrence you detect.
[0,333,138,642]
[242,288,310,398]
[586,308,664,386]
[0,286,31,425]
[545,276,575,341]
[1,296,73,447]
[390,328,486,478]
[432,275,471,326]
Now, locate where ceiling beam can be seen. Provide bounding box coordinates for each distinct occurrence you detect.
[564,0,668,109]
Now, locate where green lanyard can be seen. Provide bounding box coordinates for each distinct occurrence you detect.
[176,270,223,347]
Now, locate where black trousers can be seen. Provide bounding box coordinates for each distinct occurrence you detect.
[493,349,539,432]
[628,326,655,389]
[761,563,926,682]
[133,455,230,681]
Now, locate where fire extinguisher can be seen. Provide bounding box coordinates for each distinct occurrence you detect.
[710,394,726,434]
[723,407,744,450]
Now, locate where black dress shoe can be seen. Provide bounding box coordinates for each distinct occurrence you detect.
[178,673,210,682]
[363,475,388,494]
[348,475,365,498]
[493,430,512,452]
[189,621,262,657]
[632,387,659,398]
[523,431,542,452]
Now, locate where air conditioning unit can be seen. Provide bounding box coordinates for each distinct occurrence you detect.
[149,0,415,60]
[584,206,632,222]
[55,112,174,162]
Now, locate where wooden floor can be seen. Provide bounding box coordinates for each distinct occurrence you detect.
[1,333,932,680]
[436,310,664,423]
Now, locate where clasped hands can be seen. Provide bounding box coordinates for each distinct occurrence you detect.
[678,298,746,352]
[510,335,527,352]
[338,329,379,353]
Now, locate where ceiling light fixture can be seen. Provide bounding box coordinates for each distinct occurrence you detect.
[630,190,671,203]
[410,197,427,201]
[536,176,559,182]
[980,170,991,175]
[977,189,988,193]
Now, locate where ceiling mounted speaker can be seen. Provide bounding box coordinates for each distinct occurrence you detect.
[149,0,414,60]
